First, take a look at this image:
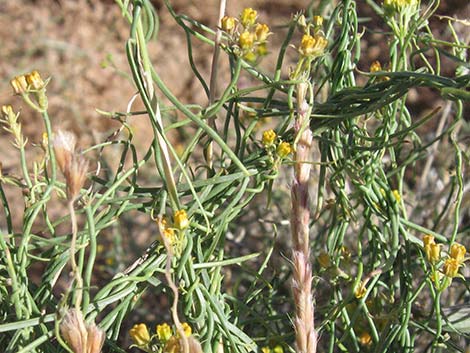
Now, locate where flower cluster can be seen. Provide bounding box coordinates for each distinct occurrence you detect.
[423,235,467,290]
[221,8,271,62]
[291,14,328,80]
[383,0,417,14]
[10,70,48,111]
[261,129,292,160]
[156,209,190,254]
[129,322,193,353]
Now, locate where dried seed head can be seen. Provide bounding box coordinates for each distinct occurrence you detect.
[59,309,105,353]
[53,130,76,174]
[66,154,89,200]
[86,322,106,353]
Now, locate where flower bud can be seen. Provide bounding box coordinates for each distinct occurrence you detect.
[221,16,236,34]
[10,75,28,95]
[450,243,466,263]
[240,8,257,27]
[276,142,292,158]
[25,70,45,90]
[157,323,172,343]
[262,129,276,147]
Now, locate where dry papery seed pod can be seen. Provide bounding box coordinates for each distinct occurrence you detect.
[59,309,105,353]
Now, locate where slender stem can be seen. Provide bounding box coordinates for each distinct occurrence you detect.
[68,200,83,310]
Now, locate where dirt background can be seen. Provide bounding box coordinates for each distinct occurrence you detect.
[1,0,469,350]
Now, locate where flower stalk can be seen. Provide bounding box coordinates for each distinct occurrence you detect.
[290,81,317,353]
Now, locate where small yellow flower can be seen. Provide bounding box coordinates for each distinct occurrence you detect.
[276,142,292,158]
[255,23,270,42]
[257,43,268,56]
[261,347,271,353]
[370,61,382,73]
[221,16,236,33]
[181,322,192,337]
[383,0,417,12]
[25,70,45,90]
[129,323,150,346]
[450,243,466,263]
[240,8,257,27]
[423,234,435,247]
[425,242,441,264]
[273,345,284,353]
[262,129,276,147]
[443,258,460,278]
[2,105,14,116]
[10,75,28,95]
[243,50,257,62]
[239,31,255,50]
[105,257,115,266]
[359,332,372,346]
[313,15,324,27]
[392,189,401,202]
[157,323,172,343]
[173,209,189,230]
[318,252,331,268]
[298,34,328,58]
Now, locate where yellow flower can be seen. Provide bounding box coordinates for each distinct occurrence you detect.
[10,75,28,95]
[262,129,276,147]
[443,258,460,278]
[276,142,292,158]
[423,234,435,247]
[318,252,331,268]
[25,70,45,90]
[392,189,401,202]
[426,242,441,264]
[239,31,255,50]
[240,8,257,27]
[221,16,236,33]
[257,43,268,56]
[273,345,284,353]
[129,323,151,346]
[359,332,372,346]
[243,50,257,62]
[298,34,328,58]
[180,322,192,337]
[383,0,417,12]
[255,23,270,42]
[313,15,324,27]
[157,323,172,343]
[450,243,466,263]
[174,209,189,230]
[261,347,271,353]
[370,61,382,73]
